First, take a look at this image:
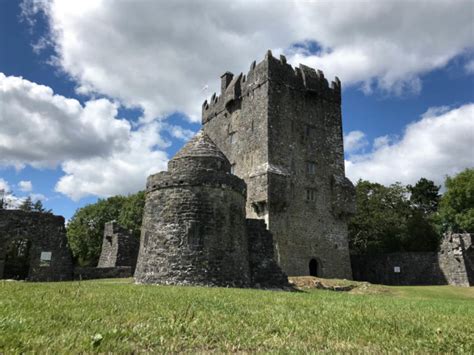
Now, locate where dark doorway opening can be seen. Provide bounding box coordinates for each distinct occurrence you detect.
[309,258,318,277]
[3,239,31,280]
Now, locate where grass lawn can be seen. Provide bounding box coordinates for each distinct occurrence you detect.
[0,278,473,353]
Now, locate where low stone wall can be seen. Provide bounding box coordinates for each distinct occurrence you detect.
[351,252,446,286]
[74,266,133,280]
[351,233,473,287]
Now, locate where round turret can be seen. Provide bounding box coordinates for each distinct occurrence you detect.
[134,131,251,287]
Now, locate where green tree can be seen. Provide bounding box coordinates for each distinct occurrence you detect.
[67,192,145,266]
[349,180,411,254]
[404,209,440,251]
[19,196,33,211]
[32,200,52,213]
[437,168,474,233]
[405,178,441,251]
[407,178,440,215]
[117,190,145,239]
[349,178,441,254]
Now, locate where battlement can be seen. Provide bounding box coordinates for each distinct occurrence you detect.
[202,50,341,124]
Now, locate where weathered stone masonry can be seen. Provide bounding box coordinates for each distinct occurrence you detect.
[98,221,139,271]
[134,131,287,287]
[0,210,73,281]
[202,51,355,278]
[351,233,474,286]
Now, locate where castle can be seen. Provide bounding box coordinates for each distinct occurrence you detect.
[202,50,355,278]
[133,51,355,286]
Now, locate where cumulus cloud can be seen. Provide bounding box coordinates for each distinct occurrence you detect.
[0,73,171,200]
[18,180,33,192]
[165,124,197,141]
[345,104,474,186]
[0,178,10,193]
[0,73,131,168]
[55,121,169,200]
[0,179,23,209]
[22,0,473,121]
[344,131,368,153]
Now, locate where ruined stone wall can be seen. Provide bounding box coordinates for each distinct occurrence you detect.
[247,219,288,288]
[135,171,251,287]
[0,210,73,281]
[97,221,139,271]
[351,233,473,286]
[203,52,354,278]
[438,233,473,286]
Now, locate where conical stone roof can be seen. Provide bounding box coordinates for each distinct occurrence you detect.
[168,130,231,173]
[173,130,228,161]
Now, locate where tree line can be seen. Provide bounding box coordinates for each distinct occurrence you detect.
[349,168,473,254]
[0,195,52,213]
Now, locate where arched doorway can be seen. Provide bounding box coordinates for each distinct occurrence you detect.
[309,258,319,277]
[3,239,31,280]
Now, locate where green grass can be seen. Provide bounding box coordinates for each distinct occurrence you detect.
[0,279,473,353]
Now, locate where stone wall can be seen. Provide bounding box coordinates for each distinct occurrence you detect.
[203,51,354,278]
[74,266,132,280]
[247,219,288,288]
[97,221,139,271]
[438,233,473,286]
[0,210,73,281]
[351,252,447,286]
[351,233,473,286]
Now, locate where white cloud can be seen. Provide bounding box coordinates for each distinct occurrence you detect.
[344,130,368,153]
[55,122,169,200]
[22,0,473,121]
[345,103,474,186]
[0,178,10,193]
[465,60,474,74]
[30,193,47,201]
[0,73,131,168]
[0,179,22,209]
[165,124,197,141]
[18,180,33,192]
[0,73,171,200]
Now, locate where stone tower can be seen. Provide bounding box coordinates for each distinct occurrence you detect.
[134,131,251,286]
[202,51,355,278]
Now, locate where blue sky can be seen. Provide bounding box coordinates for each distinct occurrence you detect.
[1,0,473,220]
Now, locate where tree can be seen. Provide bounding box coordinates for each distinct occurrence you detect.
[117,190,145,239]
[437,168,474,233]
[67,192,145,266]
[348,180,411,254]
[407,178,440,215]
[31,200,52,214]
[19,196,33,211]
[349,178,441,254]
[405,178,441,251]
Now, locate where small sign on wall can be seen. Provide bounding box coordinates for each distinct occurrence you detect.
[394,266,401,273]
[40,251,52,267]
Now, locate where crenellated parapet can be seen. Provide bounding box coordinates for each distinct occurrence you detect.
[202,50,341,124]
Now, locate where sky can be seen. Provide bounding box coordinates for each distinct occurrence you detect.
[0,0,473,220]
